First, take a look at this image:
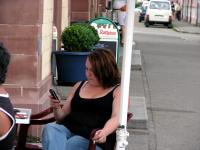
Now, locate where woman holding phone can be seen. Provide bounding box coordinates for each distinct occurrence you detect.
[42,48,121,150]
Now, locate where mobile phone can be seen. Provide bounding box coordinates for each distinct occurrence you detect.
[49,89,60,101]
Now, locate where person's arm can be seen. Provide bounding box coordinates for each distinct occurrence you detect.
[0,110,12,137]
[51,82,82,121]
[120,4,127,11]
[92,86,121,143]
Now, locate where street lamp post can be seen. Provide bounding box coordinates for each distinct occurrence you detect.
[115,0,135,149]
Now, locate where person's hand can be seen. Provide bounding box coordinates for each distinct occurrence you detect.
[49,96,60,109]
[92,129,107,144]
[120,5,127,11]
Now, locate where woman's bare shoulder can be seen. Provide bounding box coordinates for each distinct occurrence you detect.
[68,81,84,95]
[113,85,121,97]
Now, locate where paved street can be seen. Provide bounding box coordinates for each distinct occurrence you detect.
[126,14,200,150]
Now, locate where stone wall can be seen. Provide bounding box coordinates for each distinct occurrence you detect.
[0,0,70,137]
[71,0,90,22]
[0,0,69,113]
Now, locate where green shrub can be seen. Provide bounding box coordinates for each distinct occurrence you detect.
[135,2,142,8]
[61,23,100,52]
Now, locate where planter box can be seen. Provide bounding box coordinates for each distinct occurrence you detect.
[52,51,90,86]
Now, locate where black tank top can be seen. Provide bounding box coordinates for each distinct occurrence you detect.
[60,81,118,139]
[0,96,16,150]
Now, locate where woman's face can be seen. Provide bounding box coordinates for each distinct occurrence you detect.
[85,58,100,86]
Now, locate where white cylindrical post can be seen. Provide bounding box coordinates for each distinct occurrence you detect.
[116,0,135,149]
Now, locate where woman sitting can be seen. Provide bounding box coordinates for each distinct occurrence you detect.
[42,48,121,150]
[0,43,16,150]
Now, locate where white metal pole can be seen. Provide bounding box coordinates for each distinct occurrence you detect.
[116,0,135,149]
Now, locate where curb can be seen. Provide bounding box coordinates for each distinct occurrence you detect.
[128,48,148,130]
[131,50,142,70]
[128,96,148,129]
[172,24,200,35]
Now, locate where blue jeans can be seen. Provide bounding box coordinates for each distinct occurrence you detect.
[42,123,102,150]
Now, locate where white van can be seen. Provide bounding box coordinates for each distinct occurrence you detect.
[144,0,172,28]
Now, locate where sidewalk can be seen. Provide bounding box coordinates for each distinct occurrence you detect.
[127,19,200,150]
[173,20,200,34]
[123,19,200,150]
[118,45,149,150]
[112,18,200,150]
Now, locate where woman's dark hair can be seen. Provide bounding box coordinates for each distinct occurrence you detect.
[0,43,10,84]
[88,48,121,88]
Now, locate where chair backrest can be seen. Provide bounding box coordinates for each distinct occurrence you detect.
[15,107,56,150]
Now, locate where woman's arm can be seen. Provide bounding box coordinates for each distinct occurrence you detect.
[0,110,12,137]
[51,82,82,121]
[120,4,127,11]
[92,86,121,143]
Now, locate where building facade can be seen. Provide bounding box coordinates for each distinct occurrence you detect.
[176,0,200,25]
[0,0,108,121]
[0,0,106,137]
[0,0,63,114]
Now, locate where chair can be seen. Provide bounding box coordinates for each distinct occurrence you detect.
[15,107,55,150]
[15,107,133,150]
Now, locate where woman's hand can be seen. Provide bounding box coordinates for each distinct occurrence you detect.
[92,129,107,144]
[49,96,60,109]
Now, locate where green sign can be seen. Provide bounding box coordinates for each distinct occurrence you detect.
[89,17,121,63]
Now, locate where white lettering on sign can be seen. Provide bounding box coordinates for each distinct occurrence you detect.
[91,23,118,39]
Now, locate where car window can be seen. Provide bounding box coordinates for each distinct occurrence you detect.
[150,1,170,10]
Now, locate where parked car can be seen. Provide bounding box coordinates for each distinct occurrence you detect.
[144,0,172,28]
[139,6,147,22]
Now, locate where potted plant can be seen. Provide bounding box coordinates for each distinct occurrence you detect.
[61,23,100,52]
[52,23,100,86]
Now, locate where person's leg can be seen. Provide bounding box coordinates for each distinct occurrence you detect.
[121,25,125,44]
[176,11,178,20]
[66,135,102,150]
[42,123,73,150]
[118,11,126,45]
[172,11,175,20]
[178,11,181,20]
[96,145,103,150]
